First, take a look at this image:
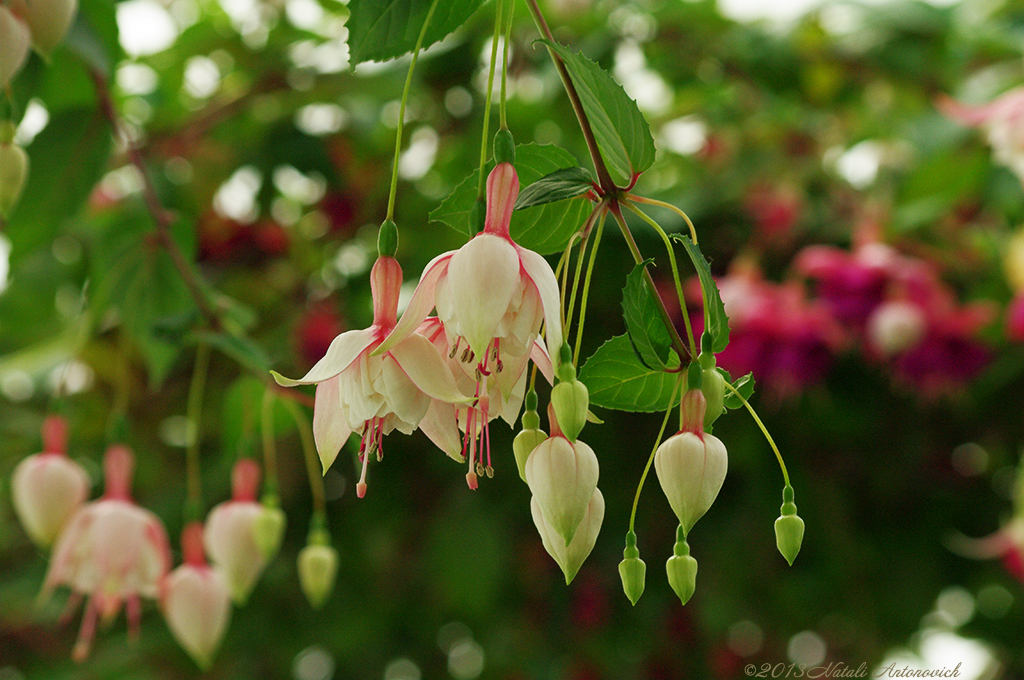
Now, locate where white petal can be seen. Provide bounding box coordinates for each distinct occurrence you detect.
[518,247,563,360]
[419,399,463,461]
[447,235,521,358]
[312,376,352,473]
[389,333,470,404]
[381,355,431,427]
[272,328,376,386]
[530,339,555,385]
[375,252,452,355]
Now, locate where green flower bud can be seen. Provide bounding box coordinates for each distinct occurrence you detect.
[377,218,399,257]
[654,424,728,535]
[525,434,599,546]
[513,427,547,482]
[701,368,725,429]
[618,533,646,605]
[775,487,804,566]
[550,379,589,442]
[493,129,515,165]
[298,540,339,609]
[252,501,286,560]
[8,0,77,56]
[666,527,698,605]
[0,8,30,90]
[0,129,29,218]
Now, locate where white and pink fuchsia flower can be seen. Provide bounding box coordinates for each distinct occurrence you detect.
[41,444,172,662]
[12,415,90,549]
[273,255,468,496]
[939,87,1024,186]
[376,162,564,489]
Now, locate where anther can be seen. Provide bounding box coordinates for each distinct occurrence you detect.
[485,465,494,479]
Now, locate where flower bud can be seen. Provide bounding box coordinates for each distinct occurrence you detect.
[493,129,515,165]
[654,428,728,535]
[550,378,589,442]
[530,488,603,584]
[513,428,547,482]
[618,533,645,606]
[162,523,231,671]
[525,434,599,546]
[298,538,339,609]
[666,527,697,605]
[253,499,286,560]
[775,487,804,566]
[12,416,90,548]
[0,123,28,218]
[0,7,30,90]
[701,368,725,430]
[204,459,269,604]
[8,0,77,56]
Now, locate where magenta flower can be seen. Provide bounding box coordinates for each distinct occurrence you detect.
[12,416,90,548]
[376,163,563,488]
[273,255,467,495]
[42,445,171,662]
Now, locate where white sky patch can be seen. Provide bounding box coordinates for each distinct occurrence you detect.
[15,99,48,146]
[614,41,672,116]
[273,165,327,205]
[296,103,349,136]
[285,0,323,31]
[183,56,221,99]
[117,0,179,57]
[718,0,963,26]
[399,127,439,180]
[0,235,11,294]
[117,63,159,96]
[214,166,263,223]
[661,116,708,156]
[832,140,883,188]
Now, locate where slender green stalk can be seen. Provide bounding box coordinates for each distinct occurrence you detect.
[574,212,605,366]
[185,343,211,521]
[261,387,279,493]
[477,0,504,197]
[609,203,691,361]
[284,399,326,514]
[629,376,683,531]
[499,0,514,130]
[623,200,697,358]
[563,202,606,357]
[628,194,699,243]
[386,0,442,220]
[723,381,790,487]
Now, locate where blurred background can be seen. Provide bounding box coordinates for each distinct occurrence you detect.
[3,0,1024,677]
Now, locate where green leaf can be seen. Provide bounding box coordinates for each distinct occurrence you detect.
[5,108,113,266]
[579,335,683,413]
[721,371,755,410]
[514,166,594,210]
[537,39,656,186]
[348,0,485,66]
[66,0,121,76]
[222,377,293,464]
[673,234,729,354]
[196,331,271,374]
[430,143,592,255]
[622,260,673,369]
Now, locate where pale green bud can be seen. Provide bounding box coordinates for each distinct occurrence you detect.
[513,428,547,482]
[550,379,589,442]
[253,501,286,560]
[0,126,28,218]
[298,541,339,609]
[775,487,804,566]
[618,533,646,605]
[666,527,697,605]
[701,368,725,429]
[530,488,603,584]
[654,429,728,535]
[525,435,599,546]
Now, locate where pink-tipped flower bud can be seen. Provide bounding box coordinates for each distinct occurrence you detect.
[161,522,231,671]
[298,538,339,609]
[203,459,269,604]
[654,420,728,535]
[530,488,603,584]
[0,8,30,90]
[525,432,599,547]
[12,416,90,548]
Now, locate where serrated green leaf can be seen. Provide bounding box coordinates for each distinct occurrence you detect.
[537,39,656,187]
[722,371,755,410]
[622,260,673,369]
[578,335,683,413]
[348,0,484,66]
[430,143,591,255]
[673,234,729,354]
[6,108,113,266]
[514,166,593,210]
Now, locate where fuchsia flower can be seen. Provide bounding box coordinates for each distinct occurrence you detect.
[273,256,467,496]
[12,416,90,548]
[42,445,171,662]
[203,459,270,604]
[376,162,563,488]
[161,522,231,670]
[939,88,1024,186]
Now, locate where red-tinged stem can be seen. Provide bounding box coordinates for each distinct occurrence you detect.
[524,0,617,194]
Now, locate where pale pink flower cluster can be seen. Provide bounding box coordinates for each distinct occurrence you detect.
[940,88,1024,187]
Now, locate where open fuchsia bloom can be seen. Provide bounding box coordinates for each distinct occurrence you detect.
[161,522,231,670]
[12,415,90,548]
[377,162,563,489]
[273,255,467,496]
[939,87,1024,186]
[42,445,171,662]
[203,459,272,604]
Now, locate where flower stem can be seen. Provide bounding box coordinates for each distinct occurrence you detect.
[629,376,683,532]
[284,398,326,515]
[261,387,280,497]
[723,381,791,488]
[622,199,698,359]
[386,0,442,220]
[574,211,605,366]
[477,0,504,197]
[628,194,699,244]
[499,0,514,131]
[609,203,691,361]
[185,342,210,522]
[523,0,616,193]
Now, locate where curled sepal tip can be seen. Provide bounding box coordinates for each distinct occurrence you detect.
[618,532,646,605]
[775,486,804,566]
[666,526,697,605]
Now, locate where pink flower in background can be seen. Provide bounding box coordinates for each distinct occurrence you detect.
[273,256,467,496]
[376,162,563,488]
[939,88,1024,185]
[161,522,231,670]
[12,416,90,548]
[42,445,171,662]
[203,459,269,604]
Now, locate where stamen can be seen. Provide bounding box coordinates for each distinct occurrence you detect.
[496,360,504,373]
[461,347,472,363]
[72,596,100,662]
[485,465,494,478]
[475,460,485,476]
[449,337,460,359]
[357,429,371,498]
